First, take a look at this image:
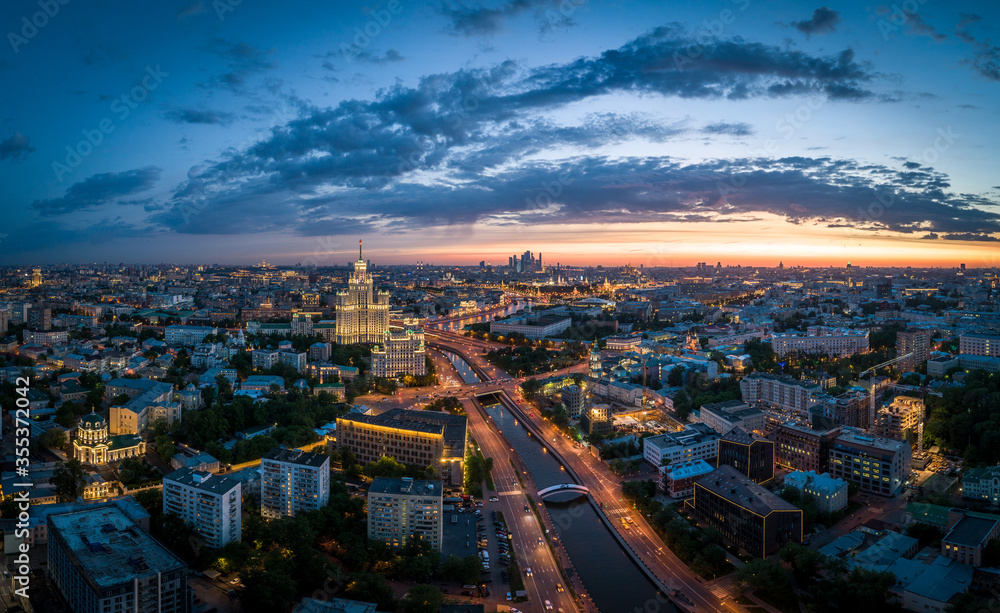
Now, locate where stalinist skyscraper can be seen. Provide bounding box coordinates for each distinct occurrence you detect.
[335,240,390,344]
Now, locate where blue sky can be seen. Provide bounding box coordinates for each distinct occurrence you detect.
[2,0,999,266]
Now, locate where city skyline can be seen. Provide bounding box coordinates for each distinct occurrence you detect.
[2,1,999,266]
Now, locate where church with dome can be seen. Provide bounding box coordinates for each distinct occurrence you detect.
[73,412,146,465]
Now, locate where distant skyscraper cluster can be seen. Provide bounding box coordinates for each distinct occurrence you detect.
[508,250,542,273]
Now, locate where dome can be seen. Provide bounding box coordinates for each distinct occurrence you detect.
[80,412,106,429]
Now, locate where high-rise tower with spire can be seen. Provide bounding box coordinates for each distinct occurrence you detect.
[334,240,390,344]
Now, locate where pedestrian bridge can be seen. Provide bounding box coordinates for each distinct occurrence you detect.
[537,483,590,500]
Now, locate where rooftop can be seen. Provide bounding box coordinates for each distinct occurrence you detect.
[943,514,999,548]
[695,465,801,516]
[47,505,186,589]
[262,448,330,468]
[291,598,378,613]
[164,468,240,495]
[645,423,720,450]
[369,477,443,496]
[338,408,467,444]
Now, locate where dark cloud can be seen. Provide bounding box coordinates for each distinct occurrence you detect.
[903,11,946,41]
[790,7,841,36]
[956,15,1000,81]
[701,122,754,136]
[176,1,205,19]
[79,43,126,67]
[164,107,236,125]
[200,40,277,92]
[0,132,35,162]
[922,233,938,239]
[941,233,1000,242]
[138,27,1000,245]
[32,167,161,216]
[440,0,570,37]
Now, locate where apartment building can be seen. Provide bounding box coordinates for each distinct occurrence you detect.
[897,329,931,372]
[336,409,467,487]
[643,423,720,467]
[252,349,307,373]
[960,333,1000,357]
[489,314,572,339]
[367,477,443,551]
[48,505,190,613]
[370,326,427,378]
[561,384,585,418]
[163,468,241,548]
[261,449,331,519]
[740,372,821,414]
[690,465,803,558]
[771,326,869,358]
[961,466,1000,505]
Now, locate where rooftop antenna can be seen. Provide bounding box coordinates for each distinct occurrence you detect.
[359,239,363,261]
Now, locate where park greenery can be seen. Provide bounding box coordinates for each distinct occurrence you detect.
[733,543,899,613]
[130,475,481,613]
[485,341,588,377]
[923,370,1000,464]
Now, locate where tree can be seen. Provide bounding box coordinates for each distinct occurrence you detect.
[667,366,685,387]
[52,459,86,501]
[400,585,443,613]
[40,428,67,450]
[520,377,543,400]
[343,572,396,611]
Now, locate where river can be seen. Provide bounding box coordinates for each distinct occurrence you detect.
[479,398,674,613]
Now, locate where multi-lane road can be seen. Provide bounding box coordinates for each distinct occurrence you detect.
[422,336,744,613]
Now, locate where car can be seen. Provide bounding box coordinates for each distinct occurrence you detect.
[506,592,513,601]
[524,505,531,513]
[462,590,475,596]
[545,600,553,610]
[538,537,543,545]
[525,567,532,576]
[490,496,499,502]
[556,583,564,593]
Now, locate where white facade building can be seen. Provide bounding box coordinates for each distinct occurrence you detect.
[163,468,242,548]
[261,448,331,519]
[334,241,390,345]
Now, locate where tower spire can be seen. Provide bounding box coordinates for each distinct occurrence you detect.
[359,239,363,261]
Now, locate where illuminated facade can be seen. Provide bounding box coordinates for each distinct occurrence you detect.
[370,324,426,378]
[73,412,146,466]
[334,240,390,345]
[367,477,443,551]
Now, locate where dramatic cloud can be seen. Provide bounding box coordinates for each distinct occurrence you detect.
[164,107,236,125]
[32,167,162,216]
[0,132,35,162]
[351,48,405,64]
[790,7,841,36]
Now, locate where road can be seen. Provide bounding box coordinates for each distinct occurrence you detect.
[423,338,744,613]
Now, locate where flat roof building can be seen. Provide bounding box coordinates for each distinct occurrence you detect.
[47,505,190,613]
[690,465,803,558]
[336,409,467,487]
[643,423,720,468]
[784,470,848,514]
[163,468,241,548]
[368,477,443,551]
[828,427,912,497]
[261,448,331,520]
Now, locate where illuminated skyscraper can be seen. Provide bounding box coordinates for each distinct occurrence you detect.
[334,240,390,344]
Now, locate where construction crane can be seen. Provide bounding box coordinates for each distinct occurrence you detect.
[859,351,914,438]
